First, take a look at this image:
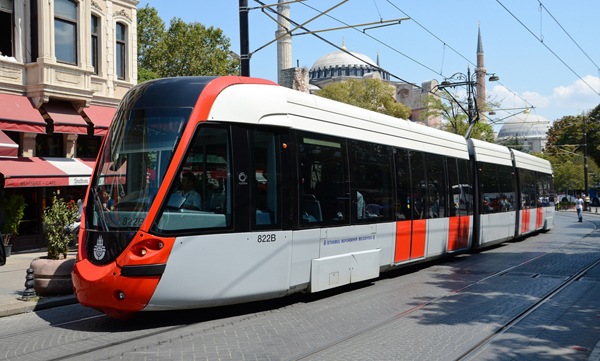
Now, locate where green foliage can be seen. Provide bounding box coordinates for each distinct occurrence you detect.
[137,4,239,81]
[1,194,26,246]
[420,93,496,142]
[137,67,161,83]
[534,149,600,192]
[546,106,600,167]
[316,78,411,119]
[42,195,78,260]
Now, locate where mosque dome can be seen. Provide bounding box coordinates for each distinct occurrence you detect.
[497,113,550,140]
[308,43,390,85]
[310,50,378,71]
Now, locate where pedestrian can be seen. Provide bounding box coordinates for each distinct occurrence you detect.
[575,194,584,222]
[585,193,591,212]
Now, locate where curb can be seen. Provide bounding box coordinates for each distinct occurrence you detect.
[0,295,78,318]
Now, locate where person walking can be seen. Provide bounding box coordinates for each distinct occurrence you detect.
[575,194,584,222]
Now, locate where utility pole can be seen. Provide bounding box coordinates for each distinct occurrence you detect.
[584,117,589,198]
[239,0,250,76]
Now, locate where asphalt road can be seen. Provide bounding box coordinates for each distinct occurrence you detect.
[0,212,598,361]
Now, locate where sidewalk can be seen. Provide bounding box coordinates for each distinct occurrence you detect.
[0,249,77,318]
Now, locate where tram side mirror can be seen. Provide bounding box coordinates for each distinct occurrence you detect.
[167,193,186,209]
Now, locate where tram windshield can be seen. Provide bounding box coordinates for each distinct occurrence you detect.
[89,107,191,231]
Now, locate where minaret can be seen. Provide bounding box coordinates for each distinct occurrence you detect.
[276,0,292,85]
[475,23,486,111]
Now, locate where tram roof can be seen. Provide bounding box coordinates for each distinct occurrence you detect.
[208,82,469,159]
[511,148,553,174]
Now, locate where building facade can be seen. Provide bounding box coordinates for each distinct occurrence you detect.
[307,44,440,127]
[0,0,138,251]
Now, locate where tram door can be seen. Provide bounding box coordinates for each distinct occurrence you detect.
[394,149,427,262]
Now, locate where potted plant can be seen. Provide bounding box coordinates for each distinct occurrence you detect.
[1,194,27,257]
[31,195,79,296]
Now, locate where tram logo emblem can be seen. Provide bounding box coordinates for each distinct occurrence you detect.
[94,236,106,261]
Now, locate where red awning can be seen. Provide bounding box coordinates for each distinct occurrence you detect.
[41,101,89,135]
[0,93,47,133]
[0,130,18,158]
[82,105,117,136]
[0,157,94,188]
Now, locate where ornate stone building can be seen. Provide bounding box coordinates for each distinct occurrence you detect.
[307,43,440,127]
[0,0,138,251]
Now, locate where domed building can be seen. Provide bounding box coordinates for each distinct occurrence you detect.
[496,113,550,152]
[308,43,390,89]
[307,41,440,127]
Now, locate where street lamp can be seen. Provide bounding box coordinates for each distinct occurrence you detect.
[436,68,499,139]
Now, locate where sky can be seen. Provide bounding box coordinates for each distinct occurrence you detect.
[141,0,600,132]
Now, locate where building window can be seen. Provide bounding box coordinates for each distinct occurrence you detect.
[54,0,77,64]
[91,15,99,74]
[36,134,64,157]
[116,23,126,79]
[76,135,100,158]
[30,0,38,61]
[0,0,14,57]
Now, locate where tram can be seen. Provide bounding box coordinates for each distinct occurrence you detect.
[72,76,554,319]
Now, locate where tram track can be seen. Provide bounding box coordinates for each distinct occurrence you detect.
[289,214,600,360]
[1,214,596,361]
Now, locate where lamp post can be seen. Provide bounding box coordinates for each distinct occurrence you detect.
[436,67,499,139]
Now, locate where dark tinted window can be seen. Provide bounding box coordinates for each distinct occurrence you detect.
[251,130,281,229]
[410,151,427,220]
[298,132,349,226]
[425,153,446,218]
[394,148,412,221]
[350,140,393,222]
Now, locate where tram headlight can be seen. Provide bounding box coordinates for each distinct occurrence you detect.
[158,241,164,249]
[115,290,126,301]
[140,248,147,256]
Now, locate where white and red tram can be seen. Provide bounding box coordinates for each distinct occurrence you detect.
[72,76,554,319]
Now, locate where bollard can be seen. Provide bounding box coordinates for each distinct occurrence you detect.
[21,268,37,299]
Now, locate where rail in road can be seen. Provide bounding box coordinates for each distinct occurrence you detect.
[1,212,599,360]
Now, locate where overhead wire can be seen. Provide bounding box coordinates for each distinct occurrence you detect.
[384,0,537,113]
[537,0,600,71]
[495,0,600,97]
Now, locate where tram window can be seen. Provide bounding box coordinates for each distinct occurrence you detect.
[457,158,473,216]
[535,172,545,208]
[251,130,281,229]
[447,157,459,217]
[297,131,350,226]
[497,165,516,212]
[394,148,412,221]
[424,153,446,218]
[410,151,427,220]
[519,169,535,210]
[479,162,499,214]
[156,127,232,232]
[349,140,393,222]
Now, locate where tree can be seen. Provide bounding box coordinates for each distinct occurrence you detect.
[316,78,411,119]
[535,149,600,194]
[419,93,495,142]
[137,5,239,81]
[545,106,600,166]
[42,195,79,260]
[1,194,26,246]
